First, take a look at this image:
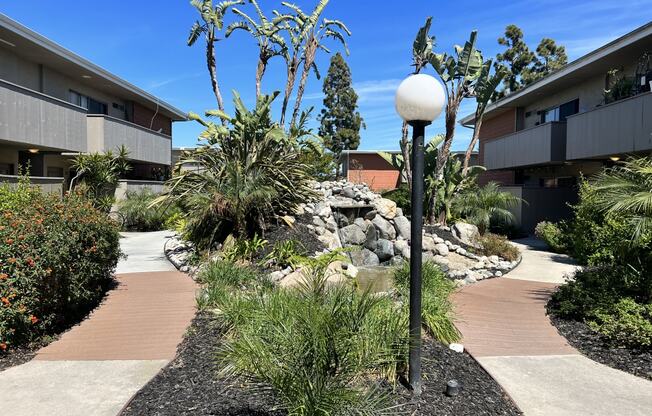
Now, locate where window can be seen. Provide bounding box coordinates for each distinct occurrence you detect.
[69,90,107,115]
[46,166,64,178]
[539,99,579,124]
[0,163,13,175]
[542,107,560,123]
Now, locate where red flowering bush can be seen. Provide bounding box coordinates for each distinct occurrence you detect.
[0,180,121,351]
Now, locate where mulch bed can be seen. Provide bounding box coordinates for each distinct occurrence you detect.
[254,217,327,265]
[0,344,39,373]
[549,314,652,381]
[121,312,521,416]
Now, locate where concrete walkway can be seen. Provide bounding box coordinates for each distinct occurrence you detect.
[0,232,196,416]
[453,238,652,416]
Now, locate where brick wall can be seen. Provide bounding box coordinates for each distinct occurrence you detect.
[131,102,172,136]
[346,153,401,192]
[478,109,517,185]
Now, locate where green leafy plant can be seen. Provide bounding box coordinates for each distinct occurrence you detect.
[264,239,306,269]
[0,179,120,351]
[382,185,411,213]
[588,298,652,349]
[393,261,460,344]
[118,188,180,231]
[221,234,268,263]
[453,182,521,235]
[158,92,317,249]
[69,146,130,212]
[428,156,485,224]
[534,221,569,253]
[476,233,520,262]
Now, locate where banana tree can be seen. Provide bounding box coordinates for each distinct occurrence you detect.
[398,17,437,190]
[463,60,506,174]
[283,0,351,129]
[188,0,243,114]
[380,133,442,192]
[428,30,483,223]
[226,1,289,98]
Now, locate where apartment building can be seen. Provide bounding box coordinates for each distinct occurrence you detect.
[0,14,186,187]
[461,22,652,231]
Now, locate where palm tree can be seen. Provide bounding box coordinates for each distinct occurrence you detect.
[453,182,521,234]
[226,1,289,98]
[591,157,652,240]
[283,0,351,128]
[187,0,243,113]
[277,16,303,127]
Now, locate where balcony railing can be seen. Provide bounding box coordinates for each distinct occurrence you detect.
[483,122,567,169]
[566,92,652,160]
[0,78,87,151]
[87,115,171,165]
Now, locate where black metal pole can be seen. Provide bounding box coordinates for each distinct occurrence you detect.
[408,120,428,396]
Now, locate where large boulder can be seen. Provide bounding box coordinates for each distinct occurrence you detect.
[350,248,380,267]
[422,235,437,252]
[375,239,394,261]
[393,215,411,240]
[451,222,480,247]
[373,198,397,219]
[342,186,356,199]
[372,215,396,240]
[339,224,366,245]
[363,223,378,250]
[394,239,410,258]
[434,243,449,256]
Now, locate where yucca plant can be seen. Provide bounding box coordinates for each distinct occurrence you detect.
[591,157,652,241]
[157,91,317,249]
[453,181,521,235]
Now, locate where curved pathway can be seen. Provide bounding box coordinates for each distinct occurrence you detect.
[0,231,197,416]
[453,238,652,415]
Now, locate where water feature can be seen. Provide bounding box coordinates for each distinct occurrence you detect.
[355,266,394,293]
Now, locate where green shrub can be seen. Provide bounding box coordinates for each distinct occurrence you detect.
[535,221,569,253]
[220,234,268,263]
[393,261,460,344]
[588,298,652,349]
[196,260,272,311]
[118,188,180,231]
[476,233,520,262]
[549,265,647,320]
[0,182,120,351]
[263,239,307,270]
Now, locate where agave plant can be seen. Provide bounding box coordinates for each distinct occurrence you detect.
[591,157,652,240]
[158,91,316,249]
[453,181,521,235]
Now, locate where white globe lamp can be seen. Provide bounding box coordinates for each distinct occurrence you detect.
[395,73,445,397]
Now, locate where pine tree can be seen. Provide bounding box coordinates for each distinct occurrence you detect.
[494,25,535,95]
[318,53,364,173]
[522,38,568,85]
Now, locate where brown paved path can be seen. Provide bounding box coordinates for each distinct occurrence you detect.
[452,278,577,357]
[36,271,197,361]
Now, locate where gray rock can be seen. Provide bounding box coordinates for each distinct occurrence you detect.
[342,186,356,199]
[375,239,394,261]
[332,211,349,227]
[314,226,326,236]
[396,207,403,217]
[364,210,377,220]
[393,215,411,240]
[269,270,285,282]
[312,216,326,228]
[495,271,503,277]
[350,248,380,267]
[488,255,500,263]
[432,255,450,266]
[434,243,449,256]
[372,215,396,240]
[452,222,480,247]
[354,217,367,230]
[422,235,437,252]
[373,198,397,219]
[339,224,366,245]
[394,239,409,254]
[363,224,378,250]
[433,236,444,244]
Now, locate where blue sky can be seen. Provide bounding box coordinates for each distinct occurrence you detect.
[2,0,651,150]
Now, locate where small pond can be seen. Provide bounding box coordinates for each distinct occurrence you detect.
[355,266,394,293]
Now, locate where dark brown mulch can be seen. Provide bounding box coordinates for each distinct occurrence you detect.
[121,312,521,416]
[0,345,38,372]
[549,314,652,381]
[254,218,326,265]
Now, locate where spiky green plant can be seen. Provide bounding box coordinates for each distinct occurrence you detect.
[453,181,521,235]
[591,157,652,241]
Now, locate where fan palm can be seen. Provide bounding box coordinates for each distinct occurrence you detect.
[226,0,289,97]
[453,182,521,234]
[591,157,652,240]
[188,0,243,113]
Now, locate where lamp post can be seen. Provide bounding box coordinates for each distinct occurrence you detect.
[395,73,445,396]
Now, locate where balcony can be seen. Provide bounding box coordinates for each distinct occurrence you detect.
[566,92,652,160]
[87,115,171,165]
[0,78,87,151]
[483,122,567,169]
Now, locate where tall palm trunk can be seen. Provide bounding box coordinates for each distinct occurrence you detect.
[290,39,317,128]
[255,57,267,98]
[206,39,225,118]
[280,56,299,127]
[463,117,482,175]
[400,121,412,191]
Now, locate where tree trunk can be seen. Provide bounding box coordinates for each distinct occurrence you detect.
[206,39,225,124]
[255,56,267,98]
[291,43,316,128]
[463,117,482,175]
[280,57,298,127]
[400,121,412,191]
